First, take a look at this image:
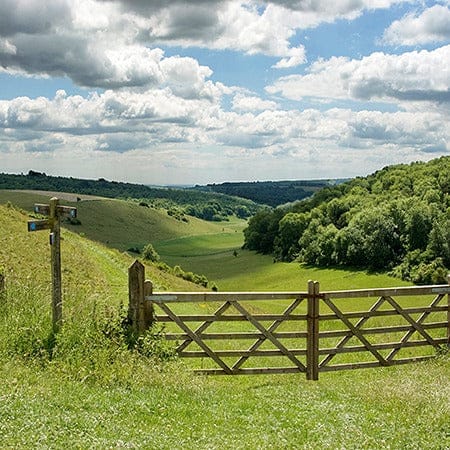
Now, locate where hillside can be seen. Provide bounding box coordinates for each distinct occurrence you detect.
[244,156,450,284]
[195,179,344,207]
[0,202,202,296]
[0,190,245,255]
[0,171,260,220]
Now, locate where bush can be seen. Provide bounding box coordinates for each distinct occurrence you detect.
[142,243,160,262]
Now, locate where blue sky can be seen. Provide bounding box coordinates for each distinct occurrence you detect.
[0,0,449,185]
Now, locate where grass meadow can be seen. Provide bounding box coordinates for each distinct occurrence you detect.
[0,198,449,449]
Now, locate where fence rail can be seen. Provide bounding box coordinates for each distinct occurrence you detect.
[128,261,450,380]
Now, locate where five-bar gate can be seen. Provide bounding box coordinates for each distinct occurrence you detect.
[128,261,450,380]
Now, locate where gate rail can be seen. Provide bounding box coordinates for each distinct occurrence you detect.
[128,261,450,380]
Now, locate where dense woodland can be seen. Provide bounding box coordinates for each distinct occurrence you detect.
[0,171,259,221]
[195,179,340,207]
[244,157,450,284]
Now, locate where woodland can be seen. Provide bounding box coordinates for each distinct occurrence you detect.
[243,157,450,284]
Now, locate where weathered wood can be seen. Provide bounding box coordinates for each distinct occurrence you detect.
[306,281,320,380]
[0,272,4,293]
[384,295,436,347]
[320,356,435,373]
[35,203,77,219]
[50,198,62,332]
[194,367,305,376]
[128,260,146,334]
[143,280,154,330]
[323,297,389,366]
[232,297,304,370]
[141,279,450,379]
[148,292,308,303]
[323,285,450,299]
[176,301,232,353]
[319,321,446,339]
[164,331,308,340]
[158,301,233,374]
[27,219,53,232]
[319,304,448,321]
[230,300,306,371]
[180,348,308,358]
[385,294,444,361]
[28,197,77,333]
[319,338,448,356]
[319,296,386,369]
[156,313,307,322]
[448,275,450,348]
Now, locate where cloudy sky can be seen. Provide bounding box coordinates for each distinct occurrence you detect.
[0,0,449,185]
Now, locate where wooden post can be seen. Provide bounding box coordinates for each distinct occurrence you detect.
[128,260,153,334]
[144,280,154,330]
[307,280,320,381]
[28,198,76,333]
[0,272,4,297]
[447,274,450,348]
[50,197,62,332]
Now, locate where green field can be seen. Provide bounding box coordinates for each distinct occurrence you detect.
[153,228,408,292]
[0,194,449,449]
[0,190,231,252]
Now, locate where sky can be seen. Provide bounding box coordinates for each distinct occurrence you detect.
[0,0,449,185]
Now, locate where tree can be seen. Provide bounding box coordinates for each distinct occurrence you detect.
[274,212,309,260]
[243,208,284,254]
[142,243,160,262]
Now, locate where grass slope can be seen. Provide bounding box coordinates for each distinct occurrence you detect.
[0,190,231,253]
[0,197,449,449]
[154,233,409,292]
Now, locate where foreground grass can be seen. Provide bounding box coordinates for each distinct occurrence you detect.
[1,356,449,449]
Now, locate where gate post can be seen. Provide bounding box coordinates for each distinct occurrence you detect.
[307,280,320,381]
[447,274,450,348]
[128,260,154,334]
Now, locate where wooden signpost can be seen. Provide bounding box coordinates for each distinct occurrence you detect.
[27,197,77,332]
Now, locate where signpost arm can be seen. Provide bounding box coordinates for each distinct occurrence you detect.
[50,197,63,332]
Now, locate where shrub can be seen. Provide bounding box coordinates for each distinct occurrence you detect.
[142,243,160,262]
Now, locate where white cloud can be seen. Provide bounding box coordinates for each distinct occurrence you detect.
[232,94,279,111]
[0,0,416,86]
[267,45,450,104]
[1,86,448,183]
[383,4,450,46]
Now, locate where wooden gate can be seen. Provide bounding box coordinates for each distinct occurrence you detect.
[128,261,450,380]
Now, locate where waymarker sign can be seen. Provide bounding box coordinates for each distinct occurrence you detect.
[27,198,77,332]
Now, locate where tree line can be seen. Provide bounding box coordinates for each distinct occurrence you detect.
[244,157,450,284]
[195,179,341,207]
[0,171,259,221]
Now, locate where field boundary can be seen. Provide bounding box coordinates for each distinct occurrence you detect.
[128,261,450,380]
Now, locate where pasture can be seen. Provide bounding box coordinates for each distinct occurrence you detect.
[0,196,448,449]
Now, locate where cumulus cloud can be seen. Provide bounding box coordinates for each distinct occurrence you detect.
[383,4,450,46]
[0,0,416,87]
[232,94,279,111]
[1,86,448,183]
[267,45,450,104]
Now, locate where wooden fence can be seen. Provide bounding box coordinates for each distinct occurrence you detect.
[128,261,450,380]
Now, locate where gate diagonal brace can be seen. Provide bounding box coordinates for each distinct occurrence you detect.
[231,300,306,371]
[157,302,233,374]
[319,296,387,369]
[384,294,442,361]
[232,297,305,370]
[323,297,389,366]
[176,301,232,353]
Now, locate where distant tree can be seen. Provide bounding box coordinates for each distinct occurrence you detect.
[142,243,160,262]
